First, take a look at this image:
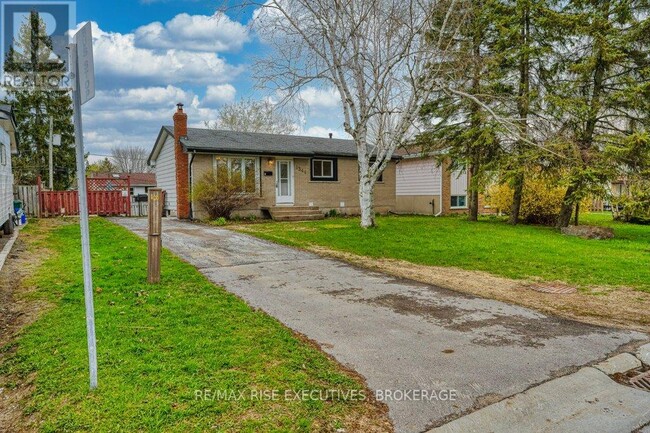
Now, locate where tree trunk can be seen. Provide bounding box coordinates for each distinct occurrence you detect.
[557,183,578,228]
[468,163,480,222]
[509,171,525,225]
[574,202,580,226]
[511,3,530,226]
[359,175,376,228]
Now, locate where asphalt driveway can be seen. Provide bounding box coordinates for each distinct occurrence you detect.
[112,218,647,433]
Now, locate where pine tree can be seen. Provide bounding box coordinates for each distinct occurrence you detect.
[2,11,76,189]
[492,0,559,225]
[418,0,504,222]
[547,1,650,227]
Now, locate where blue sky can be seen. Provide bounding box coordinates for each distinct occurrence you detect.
[68,0,346,161]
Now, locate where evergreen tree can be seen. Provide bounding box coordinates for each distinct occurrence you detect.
[547,1,650,227]
[2,10,76,189]
[86,158,116,176]
[493,0,559,224]
[418,0,504,222]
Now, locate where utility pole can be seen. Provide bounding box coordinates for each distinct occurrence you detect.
[48,116,54,190]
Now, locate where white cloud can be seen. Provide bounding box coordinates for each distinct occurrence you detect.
[134,13,250,53]
[298,87,341,109]
[203,84,237,106]
[301,126,350,139]
[81,85,223,156]
[80,22,243,87]
[87,85,195,109]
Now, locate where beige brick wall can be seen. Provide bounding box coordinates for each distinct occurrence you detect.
[395,195,441,215]
[190,153,396,219]
[441,159,497,216]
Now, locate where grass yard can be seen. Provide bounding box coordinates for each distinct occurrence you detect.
[234,213,650,293]
[0,219,390,433]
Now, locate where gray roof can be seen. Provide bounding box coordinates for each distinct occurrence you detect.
[162,126,359,158]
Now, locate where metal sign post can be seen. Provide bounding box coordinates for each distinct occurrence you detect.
[70,22,97,390]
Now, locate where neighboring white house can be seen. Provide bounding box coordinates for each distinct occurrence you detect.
[0,105,19,234]
[149,133,177,217]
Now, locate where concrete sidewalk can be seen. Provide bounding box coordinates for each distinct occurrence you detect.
[430,347,650,433]
[113,218,648,433]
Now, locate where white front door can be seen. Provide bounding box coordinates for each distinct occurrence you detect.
[276,159,294,204]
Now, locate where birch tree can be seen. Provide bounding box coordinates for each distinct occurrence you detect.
[248,0,466,228]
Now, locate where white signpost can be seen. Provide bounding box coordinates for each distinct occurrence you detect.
[70,22,98,390]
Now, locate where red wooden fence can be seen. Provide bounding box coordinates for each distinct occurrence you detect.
[40,190,79,217]
[37,176,132,217]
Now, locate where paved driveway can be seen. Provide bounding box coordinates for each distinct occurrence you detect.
[113,218,647,433]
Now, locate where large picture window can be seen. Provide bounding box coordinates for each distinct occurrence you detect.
[311,158,338,181]
[214,156,259,193]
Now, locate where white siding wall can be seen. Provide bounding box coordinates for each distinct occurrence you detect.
[451,168,468,196]
[155,135,178,216]
[131,186,147,196]
[396,159,442,196]
[0,128,13,226]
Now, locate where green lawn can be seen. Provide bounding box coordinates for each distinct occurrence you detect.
[235,213,650,293]
[0,219,385,432]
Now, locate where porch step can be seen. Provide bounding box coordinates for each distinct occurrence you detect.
[267,206,325,222]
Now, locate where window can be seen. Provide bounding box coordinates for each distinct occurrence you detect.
[213,156,260,193]
[0,143,5,166]
[311,158,337,181]
[451,195,467,209]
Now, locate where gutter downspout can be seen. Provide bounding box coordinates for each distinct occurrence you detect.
[188,151,196,220]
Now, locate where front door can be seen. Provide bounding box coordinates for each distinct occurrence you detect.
[276,160,294,204]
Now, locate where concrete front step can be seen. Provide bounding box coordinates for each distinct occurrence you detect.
[267,206,324,221]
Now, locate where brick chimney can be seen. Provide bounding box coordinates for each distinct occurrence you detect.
[173,103,190,219]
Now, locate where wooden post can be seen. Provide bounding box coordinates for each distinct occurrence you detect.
[148,188,164,284]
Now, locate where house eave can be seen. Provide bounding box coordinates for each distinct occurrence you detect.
[182,143,401,160]
[148,127,172,166]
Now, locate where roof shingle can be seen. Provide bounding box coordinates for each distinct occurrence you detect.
[163,126,359,158]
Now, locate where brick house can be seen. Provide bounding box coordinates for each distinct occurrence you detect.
[395,150,494,216]
[147,104,398,220]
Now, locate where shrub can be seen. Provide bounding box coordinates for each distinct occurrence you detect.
[488,178,567,225]
[211,217,227,226]
[612,178,650,225]
[193,172,256,220]
[326,209,339,218]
